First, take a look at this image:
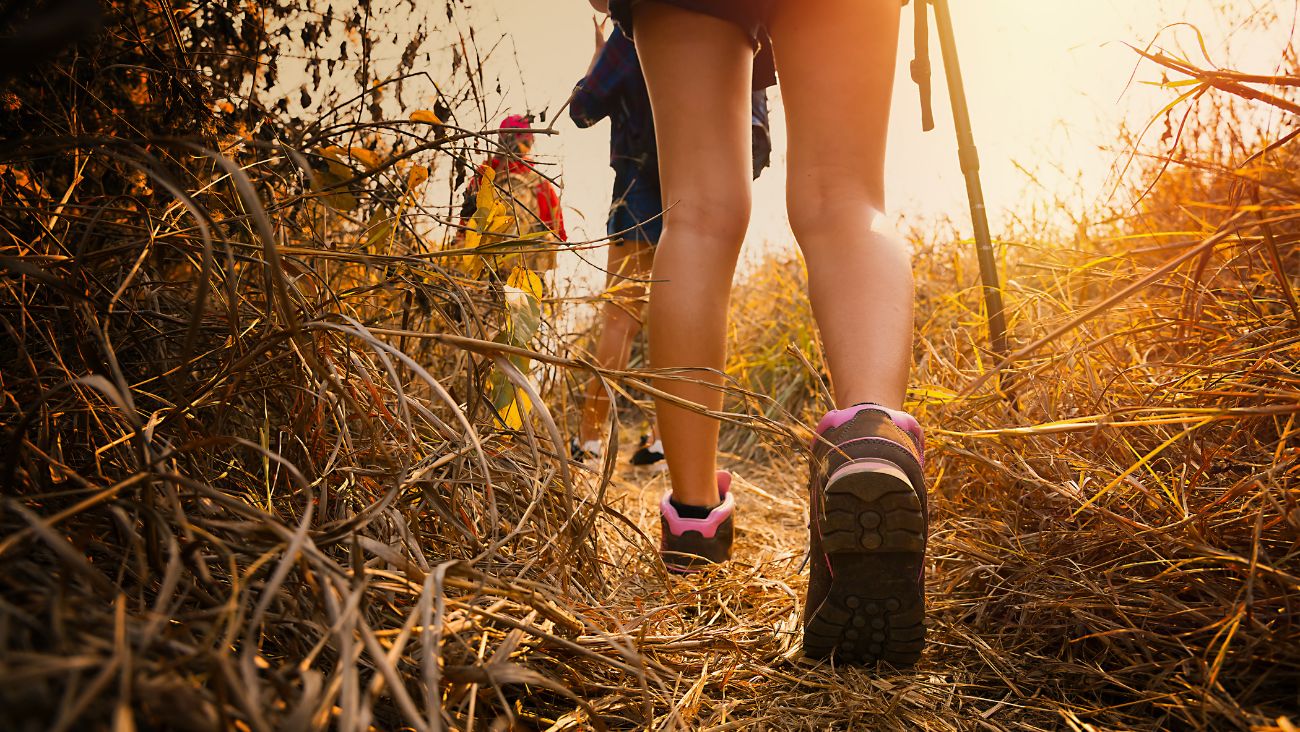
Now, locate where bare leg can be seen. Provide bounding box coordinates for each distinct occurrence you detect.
[579,238,655,444]
[771,5,922,665]
[633,3,753,508]
[768,0,910,410]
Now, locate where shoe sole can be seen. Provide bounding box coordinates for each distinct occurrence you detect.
[804,459,926,666]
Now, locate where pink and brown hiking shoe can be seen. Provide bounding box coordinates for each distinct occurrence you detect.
[659,471,735,574]
[803,403,927,666]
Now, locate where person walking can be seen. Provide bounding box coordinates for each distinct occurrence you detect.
[597,0,928,667]
[569,18,772,470]
[568,20,666,469]
[457,114,567,270]
[456,114,567,427]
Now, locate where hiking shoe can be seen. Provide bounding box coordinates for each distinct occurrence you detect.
[570,437,602,464]
[630,436,666,470]
[659,471,735,573]
[803,403,927,666]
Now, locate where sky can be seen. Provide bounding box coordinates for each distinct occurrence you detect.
[417,1,1297,290]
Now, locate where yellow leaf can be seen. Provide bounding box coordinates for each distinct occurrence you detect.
[495,393,529,430]
[502,268,543,346]
[486,207,515,235]
[465,166,516,249]
[406,164,429,190]
[362,211,393,250]
[506,267,544,301]
[474,165,496,213]
[348,147,382,171]
[312,162,360,211]
[487,368,530,430]
[410,109,442,125]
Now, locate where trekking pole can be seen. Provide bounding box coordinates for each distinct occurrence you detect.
[911,0,1011,369]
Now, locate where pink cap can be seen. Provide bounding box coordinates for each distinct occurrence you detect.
[499,114,534,145]
[499,114,530,130]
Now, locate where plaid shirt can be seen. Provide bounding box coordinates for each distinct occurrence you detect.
[571,27,774,181]
[569,26,657,176]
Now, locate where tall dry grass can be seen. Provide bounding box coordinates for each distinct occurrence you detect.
[0,3,662,730]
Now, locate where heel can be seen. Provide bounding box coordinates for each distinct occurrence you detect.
[820,459,925,555]
[806,458,927,665]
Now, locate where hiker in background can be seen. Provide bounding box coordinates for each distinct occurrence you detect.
[456,114,567,428]
[457,114,567,273]
[568,19,665,469]
[569,16,771,470]
[601,0,929,667]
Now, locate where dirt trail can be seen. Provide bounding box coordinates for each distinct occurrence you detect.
[585,439,1038,732]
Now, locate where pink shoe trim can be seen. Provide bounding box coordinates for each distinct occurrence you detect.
[660,471,734,540]
[814,403,924,450]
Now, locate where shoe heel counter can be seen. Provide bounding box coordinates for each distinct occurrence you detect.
[814,404,925,464]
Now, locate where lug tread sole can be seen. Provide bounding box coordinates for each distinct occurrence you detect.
[805,465,926,666]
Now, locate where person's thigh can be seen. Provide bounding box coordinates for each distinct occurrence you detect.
[632,1,754,242]
[613,0,771,51]
[768,0,901,218]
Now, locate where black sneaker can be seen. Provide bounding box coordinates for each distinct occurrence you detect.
[803,403,927,666]
[570,437,602,464]
[630,436,666,470]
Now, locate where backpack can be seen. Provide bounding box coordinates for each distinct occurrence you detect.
[493,164,558,271]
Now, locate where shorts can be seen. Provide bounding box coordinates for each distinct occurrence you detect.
[607,166,664,245]
[610,0,778,88]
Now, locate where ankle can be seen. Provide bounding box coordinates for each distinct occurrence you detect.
[669,490,719,510]
[668,496,717,519]
[837,398,904,412]
[667,470,730,513]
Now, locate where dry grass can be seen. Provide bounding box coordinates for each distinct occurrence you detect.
[2,2,1300,730]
